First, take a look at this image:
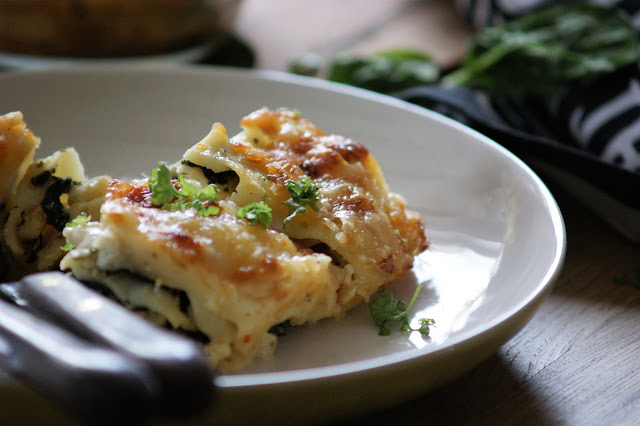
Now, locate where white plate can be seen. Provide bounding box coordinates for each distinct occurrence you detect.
[0,66,565,425]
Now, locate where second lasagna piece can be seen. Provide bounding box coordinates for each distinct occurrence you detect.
[0,111,108,279]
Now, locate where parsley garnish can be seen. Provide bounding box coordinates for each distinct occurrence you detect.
[369,286,434,336]
[236,202,272,228]
[60,212,92,252]
[65,212,91,228]
[60,242,74,252]
[149,162,180,206]
[149,162,220,216]
[282,177,319,227]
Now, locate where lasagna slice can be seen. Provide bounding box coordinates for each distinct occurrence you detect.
[56,107,428,372]
[0,112,108,279]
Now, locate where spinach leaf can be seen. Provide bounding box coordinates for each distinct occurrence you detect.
[328,49,440,94]
[443,3,639,95]
[289,49,439,94]
[41,177,72,231]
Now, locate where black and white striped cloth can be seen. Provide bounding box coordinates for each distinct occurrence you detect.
[397,0,640,241]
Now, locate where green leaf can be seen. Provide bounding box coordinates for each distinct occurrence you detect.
[327,52,369,84]
[197,205,221,217]
[443,3,640,95]
[177,176,219,205]
[369,292,407,328]
[281,177,319,226]
[236,201,273,228]
[149,162,180,206]
[368,286,435,336]
[61,212,92,252]
[418,318,435,336]
[327,49,439,94]
[65,212,91,228]
[60,242,74,252]
[149,163,220,216]
[40,177,72,232]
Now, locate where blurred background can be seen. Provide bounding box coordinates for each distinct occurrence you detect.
[0,0,241,58]
[0,0,471,71]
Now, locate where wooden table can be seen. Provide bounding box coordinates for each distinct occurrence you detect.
[234,1,640,424]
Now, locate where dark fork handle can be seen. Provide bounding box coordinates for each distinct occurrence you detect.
[16,272,215,418]
[0,296,157,424]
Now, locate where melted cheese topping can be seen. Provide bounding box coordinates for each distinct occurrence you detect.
[25,107,427,372]
[62,179,347,371]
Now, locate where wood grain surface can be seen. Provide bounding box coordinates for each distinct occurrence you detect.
[235,1,640,424]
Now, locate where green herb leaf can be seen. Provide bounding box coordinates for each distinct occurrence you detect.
[149,162,180,206]
[197,205,221,217]
[41,177,72,232]
[60,242,74,252]
[281,177,319,227]
[326,49,439,94]
[368,286,435,336]
[65,212,91,228]
[369,292,408,336]
[236,201,273,228]
[418,318,436,337]
[61,212,91,252]
[149,163,220,216]
[443,3,640,95]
